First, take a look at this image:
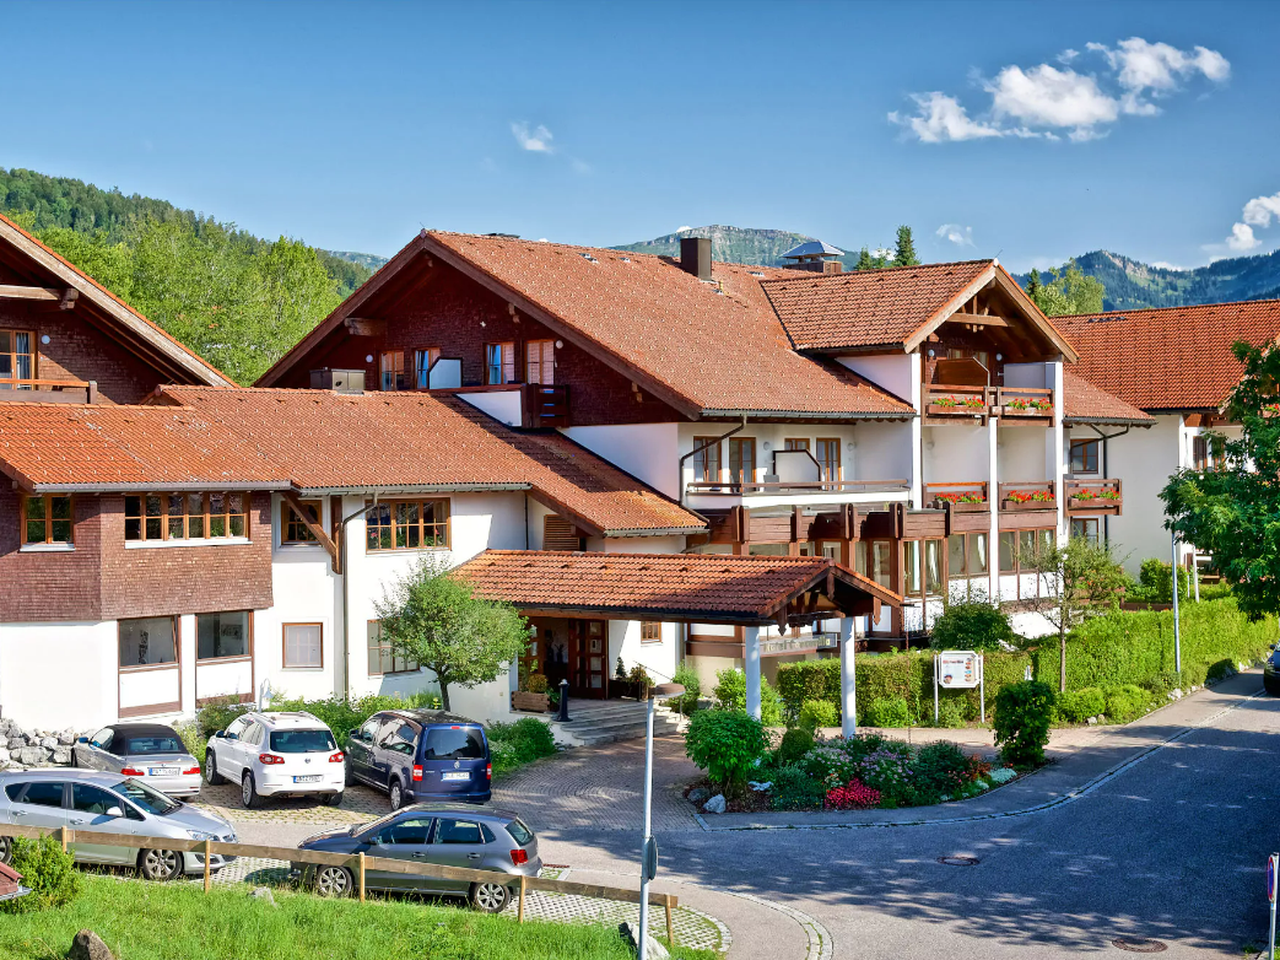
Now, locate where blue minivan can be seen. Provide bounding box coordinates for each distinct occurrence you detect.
[344,710,492,809]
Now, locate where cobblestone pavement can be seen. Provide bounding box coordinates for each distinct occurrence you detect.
[195,781,389,825]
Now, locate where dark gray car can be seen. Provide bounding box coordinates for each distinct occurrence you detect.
[292,803,540,912]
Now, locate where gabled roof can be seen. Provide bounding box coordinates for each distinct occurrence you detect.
[1055,300,1280,411]
[761,260,1079,361]
[0,213,235,387]
[453,549,902,625]
[258,232,915,420]
[1061,371,1154,427]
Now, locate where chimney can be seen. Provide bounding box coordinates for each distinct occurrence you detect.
[680,237,712,281]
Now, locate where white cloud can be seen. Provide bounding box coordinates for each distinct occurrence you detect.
[1242,192,1280,228]
[1225,222,1260,252]
[892,37,1228,144]
[510,121,555,153]
[1150,261,1190,271]
[1216,190,1280,254]
[936,223,974,247]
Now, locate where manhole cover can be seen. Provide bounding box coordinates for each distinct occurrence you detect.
[1111,938,1167,953]
[937,856,980,866]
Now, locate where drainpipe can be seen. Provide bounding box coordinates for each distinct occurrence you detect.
[338,494,379,700]
[678,415,747,505]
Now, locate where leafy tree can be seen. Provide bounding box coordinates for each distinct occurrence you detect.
[1161,340,1280,620]
[1026,268,1042,302]
[892,225,920,267]
[1029,259,1105,316]
[930,599,1016,651]
[374,557,531,712]
[1019,536,1128,691]
[993,680,1054,767]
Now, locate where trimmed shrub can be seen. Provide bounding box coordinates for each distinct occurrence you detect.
[1056,687,1105,723]
[713,669,783,725]
[910,741,972,805]
[685,709,768,794]
[930,601,1016,651]
[798,699,839,732]
[864,697,911,728]
[669,664,702,716]
[776,727,815,765]
[486,717,557,778]
[768,763,827,810]
[1104,685,1150,724]
[993,680,1055,768]
[198,691,442,742]
[1,835,80,914]
[935,698,968,728]
[825,779,881,810]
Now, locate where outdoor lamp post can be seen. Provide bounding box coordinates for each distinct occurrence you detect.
[638,682,684,958]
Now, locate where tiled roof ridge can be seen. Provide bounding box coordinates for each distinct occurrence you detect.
[1065,298,1280,320]
[473,549,831,562]
[760,258,996,287]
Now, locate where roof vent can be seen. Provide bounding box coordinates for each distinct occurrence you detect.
[310,368,365,394]
[680,237,713,281]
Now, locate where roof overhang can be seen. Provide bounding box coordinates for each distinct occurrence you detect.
[1064,417,1155,428]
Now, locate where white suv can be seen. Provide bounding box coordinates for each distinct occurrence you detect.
[203,712,345,809]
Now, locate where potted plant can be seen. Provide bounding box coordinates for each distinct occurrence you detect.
[1003,488,1056,511]
[1004,397,1053,415]
[927,394,987,417]
[629,664,654,701]
[511,672,552,712]
[933,491,988,512]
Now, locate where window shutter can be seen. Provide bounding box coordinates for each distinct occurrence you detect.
[543,515,583,551]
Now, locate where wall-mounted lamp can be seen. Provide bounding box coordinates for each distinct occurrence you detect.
[555,340,564,349]
[995,353,1003,362]
[928,348,936,358]
[846,441,857,452]
[762,441,772,451]
[40,335,50,345]
[925,440,936,451]
[365,354,374,363]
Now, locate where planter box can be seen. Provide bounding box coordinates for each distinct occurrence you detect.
[1000,405,1052,417]
[934,499,989,513]
[511,691,551,713]
[1001,498,1056,512]
[926,403,986,418]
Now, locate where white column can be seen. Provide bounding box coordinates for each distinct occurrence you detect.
[743,626,761,721]
[1048,359,1066,544]
[988,415,1000,604]
[909,353,924,508]
[839,618,857,738]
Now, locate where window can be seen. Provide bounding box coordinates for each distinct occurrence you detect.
[124,492,248,542]
[22,494,73,545]
[948,533,988,578]
[367,620,419,676]
[1070,439,1099,475]
[783,438,809,451]
[1192,435,1216,471]
[0,329,34,387]
[1070,517,1100,546]
[857,540,892,589]
[525,339,555,384]
[1000,528,1058,597]
[197,611,250,660]
[728,438,756,486]
[485,342,516,384]
[816,439,842,483]
[380,721,418,756]
[640,622,662,643]
[269,729,336,753]
[281,499,322,545]
[380,816,434,845]
[423,726,485,760]
[692,438,721,483]
[414,347,441,389]
[119,617,177,668]
[71,783,118,815]
[19,781,64,808]
[380,350,407,391]
[366,499,450,551]
[434,818,483,844]
[543,515,583,551]
[283,623,322,669]
[905,539,943,597]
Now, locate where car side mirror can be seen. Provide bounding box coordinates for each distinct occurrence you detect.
[105,806,123,818]
[214,730,226,739]
[347,729,360,741]
[76,737,89,744]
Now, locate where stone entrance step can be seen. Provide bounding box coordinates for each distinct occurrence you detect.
[549,699,684,747]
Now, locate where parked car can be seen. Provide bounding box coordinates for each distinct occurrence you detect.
[0,770,236,880]
[344,710,492,810]
[1264,648,1280,695]
[203,711,345,809]
[73,723,202,799]
[292,803,539,911]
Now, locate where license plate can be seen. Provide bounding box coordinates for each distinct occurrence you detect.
[293,775,322,783]
[441,771,470,782]
[149,767,179,777]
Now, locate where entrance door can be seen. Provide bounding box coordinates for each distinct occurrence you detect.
[568,620,608,699]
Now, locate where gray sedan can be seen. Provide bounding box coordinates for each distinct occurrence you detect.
[0,770,236,880]
[293,803,541,912]
[73,723,203,799]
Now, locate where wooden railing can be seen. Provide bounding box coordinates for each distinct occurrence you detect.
[993,386,1054,419]
[1064,478,1123,516]
[685,479,910,496]
[0,822,679,939]
[924,384,992,418]
[922,481,989,511]
[0,377,97,403]
[997,480,1057,511]
[522,383,570,428]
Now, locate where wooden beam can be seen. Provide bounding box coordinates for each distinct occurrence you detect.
[59,288,78,310]
[282,491,339,571]
[949,312,1009,327]
[0,284,60,301]
[344,317,387,337]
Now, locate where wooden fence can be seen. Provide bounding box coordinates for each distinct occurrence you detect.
[0,823,679,943]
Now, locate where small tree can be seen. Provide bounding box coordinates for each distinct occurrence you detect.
[892,225,920,267]
[375,558,530,712]
[855,247,876,271]
[930,599,1016,651]
[1020,536,1128,692]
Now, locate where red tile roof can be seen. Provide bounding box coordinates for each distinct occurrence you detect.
[1055,300,1280,411]
[1061,371,1154,426]
[453,550,901,623]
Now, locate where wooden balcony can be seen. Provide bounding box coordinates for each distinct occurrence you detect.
[998,481,1056,513]
[522,383,570,428]
[992,386,1054,423]
[924,384,992,422]
[0,378,97,404]
[923,481,989,512]
[685,479,910,497]
[1064,478,1123,516]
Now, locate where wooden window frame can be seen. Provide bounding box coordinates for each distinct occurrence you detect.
[1070,439,1100,475]
[1070,517,1100,546]
[195,610,254,663]
[282,622,324,670]
[728,437,756,486]
[640,621,662,644]
[124,492,250,542]
[0,328,36,388]
[816,438,842,483]
[21,493,74,545]
[281,499,323,545]
[414,347,441,390]
[525,339,555,385]
[367,620,420,676]
[485,342,517,385]
[365,498,451,552]
[783,438,810,451]
[903,537,945,600]
[379,350,407,392]
[118,615,180,670]
[948,531,989,579]
[692,437,722,483]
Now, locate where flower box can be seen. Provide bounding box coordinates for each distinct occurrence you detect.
[932,495,989,513]
[926,398,987,417]
[1001,399,1053,417]
[1002,490,1056,511]
[511,691,551,713]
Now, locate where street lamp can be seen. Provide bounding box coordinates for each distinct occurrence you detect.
[638,681,684,958]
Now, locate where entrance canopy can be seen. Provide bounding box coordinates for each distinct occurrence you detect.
[452,550,901,628]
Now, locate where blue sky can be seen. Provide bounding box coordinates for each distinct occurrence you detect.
[3,0,1276,271]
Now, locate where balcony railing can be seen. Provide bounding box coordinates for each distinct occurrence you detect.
[992,386,1054,421]
[923,481,989,512]
[685,479,911,496]
[1064,478,1123,516]
[522,383,570,428]
[923,384,1055,423]
[998,480,1057,512]
[0,378,97,404]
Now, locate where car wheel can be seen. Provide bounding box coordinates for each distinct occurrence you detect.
[313,865,354,897]
[241,772,263,809]
[138,847,183,881]
[205,751,226,786]
[388,779,404,811]
[324,791,344,807]
[469,881,511,913]
[0,835,11,864]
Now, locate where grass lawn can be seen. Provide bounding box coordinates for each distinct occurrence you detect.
[0,876,718,960]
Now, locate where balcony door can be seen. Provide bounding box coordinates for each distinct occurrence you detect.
[568,619,607,699]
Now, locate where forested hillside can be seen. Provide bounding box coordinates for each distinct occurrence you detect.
[0,167,377,382]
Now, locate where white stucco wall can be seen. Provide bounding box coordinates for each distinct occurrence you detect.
[837,353,915,402]
[0,621,117,730]
[998,426,1050,482]
[455,388,524,427]
[923,424,989,486]
[851,420,915,489]
[564,423,681,498]
[1101,415,1182,573]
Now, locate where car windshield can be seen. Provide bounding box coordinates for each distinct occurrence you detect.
[122,737,185,756]
[423,727,485,760]
[269,730,336,754]
[113,778,180,816]
[506,818,534,846]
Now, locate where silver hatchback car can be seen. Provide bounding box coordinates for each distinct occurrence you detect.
[0,770,236,880]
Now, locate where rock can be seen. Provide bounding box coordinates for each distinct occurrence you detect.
[39,736,57,750]
[58,730,75,746]
[68,929,115,960]
[0,748,8,765]
[702,794,726,814]
[17,746,48,766]
[7,737,23,751]
[686,787,710,805]
[52,747,72,765]
[618,920,671,960]
[248,886,277,907]
[1086,717,1098,726]
[748,781,773,792]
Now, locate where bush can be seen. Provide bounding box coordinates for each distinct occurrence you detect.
[825,778,881,810]
[864,697,911,728]
[667,664,702,716]
[194,696,251,740]
[1104,684,1150,723]
[934,698,968,728]
[768,763,827,810]
[196,691,443,742]
[798,699,839,733]
[1056,687,1106,723]
[685,710,768,794]
[930,601,1016,651]
[524,673,549,694]
[1129,557,1191,603]
[713,669,783,725]
[1,835,80,913]
[993,680,1054,768]
[486,717,557,778]
[910,741,972,805]
[776,727,815,765]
